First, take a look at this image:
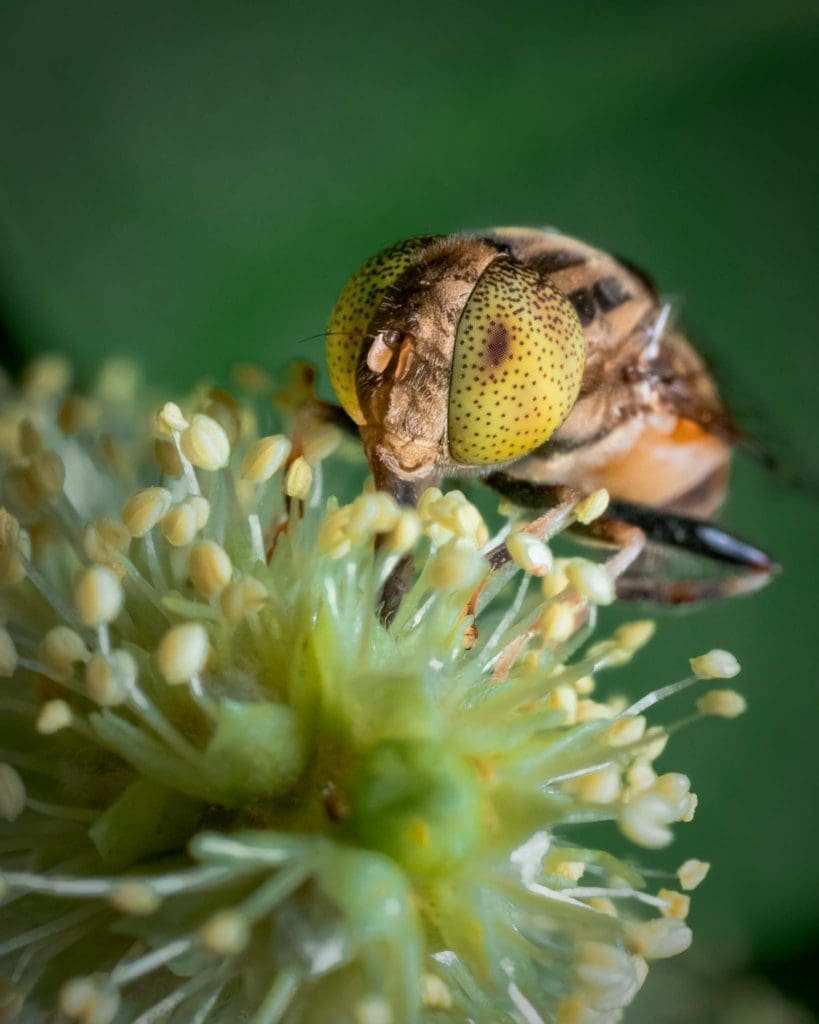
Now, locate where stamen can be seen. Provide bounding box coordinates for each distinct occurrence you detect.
[110,938,192,987]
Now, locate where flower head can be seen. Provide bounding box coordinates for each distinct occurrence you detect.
[0,357,744,1023]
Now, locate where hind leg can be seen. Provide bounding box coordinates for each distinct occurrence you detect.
[484,472,777,606]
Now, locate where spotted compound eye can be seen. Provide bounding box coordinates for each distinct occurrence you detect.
[448,259,586,465]
[327,236,437,424]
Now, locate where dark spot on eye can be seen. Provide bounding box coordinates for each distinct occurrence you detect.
[593,276,632,311]
[567,287,596,326]
[484,323,511,367]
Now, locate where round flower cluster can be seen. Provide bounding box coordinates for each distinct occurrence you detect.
[0,356,745,1024]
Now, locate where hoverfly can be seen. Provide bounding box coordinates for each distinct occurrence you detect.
[324,228,776,610]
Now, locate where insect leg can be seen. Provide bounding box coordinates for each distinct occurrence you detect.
[577,501,777,605]
[483,472,645,581]
[485,472,777,606]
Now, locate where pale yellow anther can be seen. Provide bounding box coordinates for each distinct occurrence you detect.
[568,766,621,804]
[606,715,647,747]
[540,602,577,644]
[575,488,610,525]
[180,414,231,471]
[545,684,577,723]
[74,566,124,627]
[85,650,134,706]
[317,506,354,558]
[542,559,570,598]
[41,626,89,674]
[354,997,393,1024]
[575,942,640,1008]
[160,504,199,547]
[57,394,99,435]
[552,859,586,881]
[241,435,292,482]
[219,577,268,622]
[29,449,65,498]
[157,622,209,684]
[369,492,401,532]
[0,509,30,583]
[99,434,131,475]
[417,487,443,519]
[108,881,161,916]
[23,354,70,399]
[58,976,120,1024]
[682,793,698,822]
[566,559,615,605]
[6,452,66,510]
[454,502,488,547]
[83,517,131,564]
[18,417,43,455]
[232,362,273,394]
[199,910,250,954]
[0,628,18,677]
[588,897,617,917]
[619,791,677,849]
[418,489,487,547]
[427,538,485,591]
[189,495,211,530]
[58,978,96,1019]
[507,531,553,576]
[97,358,141,405]
[627,761,657,793]
[624,918,692,960]
[653,773,694,819]
[0,763,26,821]
[37,699,73,735]
[574,674,595,695]
[422,974,452,1010]
[302,424,342,464]
[284,456,313,500]
[556,996,589,1024]
[346,494,384,539]
[156,401,189,435]
[677,859,710,891]
[188,540,232,597]
[576,698,615,722]
[386,509,422,555]
[689,649,740,679]
[121,486,173,538]
[658,888,690,920]
[641,728,668,762]
[614,620,656,652]
[697,688,747,718]
[154,438,184,477]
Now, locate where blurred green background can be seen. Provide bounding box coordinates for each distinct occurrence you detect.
[1,0,817,1017]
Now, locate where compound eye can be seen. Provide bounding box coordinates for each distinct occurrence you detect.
[448,259,586,465]
[327,236,436,424]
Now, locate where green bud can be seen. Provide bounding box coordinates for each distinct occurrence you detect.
[350,739,482,876]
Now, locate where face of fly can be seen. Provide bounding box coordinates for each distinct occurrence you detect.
[327,233,587,503]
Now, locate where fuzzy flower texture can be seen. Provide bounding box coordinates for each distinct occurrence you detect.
[0,356,746,1024]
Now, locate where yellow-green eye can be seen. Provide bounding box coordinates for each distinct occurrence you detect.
[327,236,436,424]
[448,259,585,465]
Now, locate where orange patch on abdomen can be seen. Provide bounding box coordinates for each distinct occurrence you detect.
[579,419,732,512]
